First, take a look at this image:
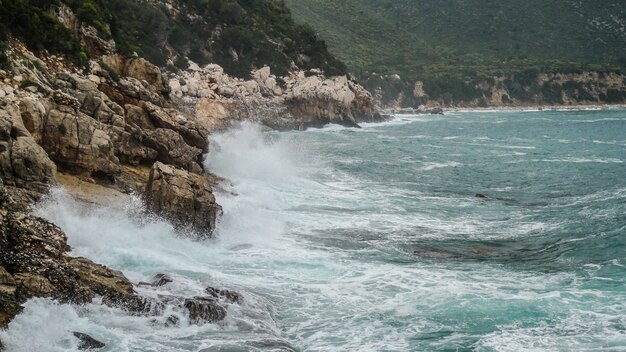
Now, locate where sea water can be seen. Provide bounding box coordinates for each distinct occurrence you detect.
[1,110,625,351]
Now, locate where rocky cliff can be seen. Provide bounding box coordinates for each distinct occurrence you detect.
[0,1,379,333]
[367,71,626,110]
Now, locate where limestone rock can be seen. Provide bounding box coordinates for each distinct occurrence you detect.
[0,102,56,194]
[42,108,120,178]
[144,129,202,171]
[141,101,208,150]
[124,58,168,94]
[145,162,221,238]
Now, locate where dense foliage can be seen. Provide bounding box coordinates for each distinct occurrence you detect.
[0,0,89,66]
[285,0,626,105]
[0,0,346,78]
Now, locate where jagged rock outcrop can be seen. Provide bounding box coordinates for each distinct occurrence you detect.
[184,297,227,324]
[205,286,242,304]
[0,179,146,328]
[170,64,379,131]
[0,100,56,197]
[145,162,221,238]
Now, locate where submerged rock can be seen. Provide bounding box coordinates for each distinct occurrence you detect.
[205,286,242,304]
[73,332,105,350]
[145,162,222,238]
[184,296,227,324]
[151,273,173,287]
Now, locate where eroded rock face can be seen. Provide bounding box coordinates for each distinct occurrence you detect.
[171,65,379,131]
[0,102,56,195]
[145,162,221,238]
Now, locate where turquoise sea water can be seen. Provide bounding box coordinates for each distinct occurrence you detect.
[2,109,625,351]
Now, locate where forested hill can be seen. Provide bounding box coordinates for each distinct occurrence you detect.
[284,0,626,107]
[0,0,346,78]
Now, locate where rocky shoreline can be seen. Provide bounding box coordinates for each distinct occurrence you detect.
[0,10,381,345]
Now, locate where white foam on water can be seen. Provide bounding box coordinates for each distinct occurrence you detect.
[2,115,625,351]
[421,161,463,171]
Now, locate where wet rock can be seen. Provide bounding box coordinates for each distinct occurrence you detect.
[205,286,242,304]
[165,314,180,327]
[69,257,146,312]
[184,297,227,324]
[151,273,173,287]
[145,162,222,238]
[475,193,488,199]
[0,180,145,326]
[73,332,105,350]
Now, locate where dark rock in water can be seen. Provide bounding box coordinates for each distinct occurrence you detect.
[165,314,180,327]
[429,107,444,115]
[205,286,242,304]
[475,193,488,199]
[0,338,4,351]
[184,297,227,324]
[0,179,146,327]
[73,332,105,350]
[151,273,173,287]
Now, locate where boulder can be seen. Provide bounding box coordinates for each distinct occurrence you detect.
[123,58,168,94]
[205,286,242,304]
[145,162,222,238]
[42,108,120,178]
[144,129,202,172]
[0,102,56,194]
[141,101,208,150]
[73,332,105,350]
[184,297,227,324]
[151,273,173,287]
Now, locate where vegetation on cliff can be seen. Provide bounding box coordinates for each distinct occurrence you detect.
[0,0,346,78]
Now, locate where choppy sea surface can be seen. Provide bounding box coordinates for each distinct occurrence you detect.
[2,109,625,351]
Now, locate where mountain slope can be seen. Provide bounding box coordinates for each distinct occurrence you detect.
[285,0,626,106]
[285,0,626,74]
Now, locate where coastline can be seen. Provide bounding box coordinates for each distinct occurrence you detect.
[383,103,626,115]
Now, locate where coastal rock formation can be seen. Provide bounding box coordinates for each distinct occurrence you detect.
[0,101,56,196]
[0,179,145,328]
[72,332,106,351]
[205,286,242,304]
[145,162,222,238]
[0,1,378,328]
[184,297,227,324]
[170,65,378,131]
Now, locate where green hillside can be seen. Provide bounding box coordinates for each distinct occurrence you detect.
[284,0,626,106]
[285,0,626,75]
